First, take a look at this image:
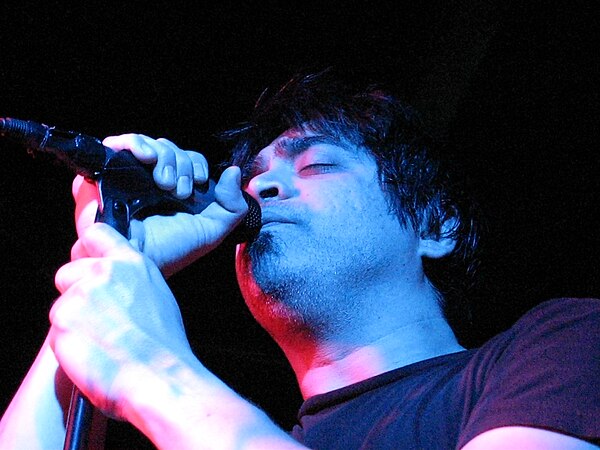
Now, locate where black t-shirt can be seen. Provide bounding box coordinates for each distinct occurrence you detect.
[290,298,600,449]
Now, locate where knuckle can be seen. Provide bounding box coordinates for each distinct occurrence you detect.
[176,153,193,172]
[156,137,175,147]
[126,250,145,266]
[54,268,67,293]
[49,297,73,330]
[187,150,208,164]
[131,133,150,144]
[118,133,146,149]
[154,142,177,163]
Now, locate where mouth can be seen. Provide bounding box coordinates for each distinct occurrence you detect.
[260,211,295,228]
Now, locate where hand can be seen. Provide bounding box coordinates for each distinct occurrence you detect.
[72,134,248,276]
[49,222,194,419]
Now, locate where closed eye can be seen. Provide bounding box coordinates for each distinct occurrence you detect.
[299,163,337,176]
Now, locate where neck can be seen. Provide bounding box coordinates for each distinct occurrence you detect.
[266,281,465,399]
[287,315,464,399]
[237,245,465,399]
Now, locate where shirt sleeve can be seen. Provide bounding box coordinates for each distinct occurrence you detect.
[458,297,600,447]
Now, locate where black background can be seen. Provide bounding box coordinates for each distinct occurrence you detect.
[0,1,598,447]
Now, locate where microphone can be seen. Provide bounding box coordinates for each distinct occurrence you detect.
[0,117,261,242]
[0,117,262,450]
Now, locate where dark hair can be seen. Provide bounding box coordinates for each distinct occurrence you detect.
[221,68,481,335]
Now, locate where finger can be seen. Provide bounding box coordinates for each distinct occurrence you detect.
[214,166,248,215]
[71,174,86,199]
[48,295,78,336]
[104,134,177,191]
[102,134,158,164]
[190,166,248,246]
[54,261,75,295]
[128,219,146,253]
[186,150,209,184]
[78,222,140,260]
[71,238,88,261]
[102,134,202,197]
[54,258,98,294]
[72,176,100,238]
[157,138,193,198]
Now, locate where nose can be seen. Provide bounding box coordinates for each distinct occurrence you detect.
[246,167,296,202]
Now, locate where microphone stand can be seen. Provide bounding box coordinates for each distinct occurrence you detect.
[62,146,226,449]
[64,152,144,450]
[63,374,105,450]
[0,118,261,449]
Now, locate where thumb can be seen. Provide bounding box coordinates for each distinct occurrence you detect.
[214,166,248,216]
[78,222,139,260]
[191,166,248,247]
[72,175,101,239]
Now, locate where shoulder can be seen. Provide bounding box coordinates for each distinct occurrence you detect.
[511,297,600,330]
[474,297,600,343]
[506,297,600,356]
[483,297,600,390]
[456,298,600,448]
[464,297,600,377]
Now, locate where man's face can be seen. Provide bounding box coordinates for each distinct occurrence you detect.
[235,128,424,328]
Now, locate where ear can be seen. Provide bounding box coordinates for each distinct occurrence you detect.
[417,216,458,259]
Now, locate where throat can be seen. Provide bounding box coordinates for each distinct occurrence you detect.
[287,317,466,399]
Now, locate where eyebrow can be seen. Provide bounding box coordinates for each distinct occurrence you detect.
[273,135,342,158]
[251,135,343,170]
[243,134,357,182]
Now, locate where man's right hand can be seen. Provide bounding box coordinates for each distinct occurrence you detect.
[71,134,249,276]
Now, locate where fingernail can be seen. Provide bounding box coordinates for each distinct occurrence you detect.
[193,163,206,181]
[177,176,191,195]
[162,165,175,185]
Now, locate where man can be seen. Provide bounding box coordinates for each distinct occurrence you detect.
[0,71,598,449]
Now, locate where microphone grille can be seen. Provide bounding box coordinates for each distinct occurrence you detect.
[242,192,262,230]
[224,192,262,244]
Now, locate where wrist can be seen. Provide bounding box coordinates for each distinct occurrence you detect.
[120,351,303,450]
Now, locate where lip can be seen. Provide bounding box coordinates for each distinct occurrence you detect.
[260,211,295,227]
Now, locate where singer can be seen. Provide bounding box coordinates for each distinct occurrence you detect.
[0,69,598,449]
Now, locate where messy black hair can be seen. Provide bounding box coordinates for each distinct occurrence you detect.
[221,68,481,335]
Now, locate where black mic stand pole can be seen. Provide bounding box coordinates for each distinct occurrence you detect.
[64,162,135,450]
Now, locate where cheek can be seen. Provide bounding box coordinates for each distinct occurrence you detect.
[315,195,380,240]
[300,183,364,212]
[339,186,388,218]
[297,176,395,235]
